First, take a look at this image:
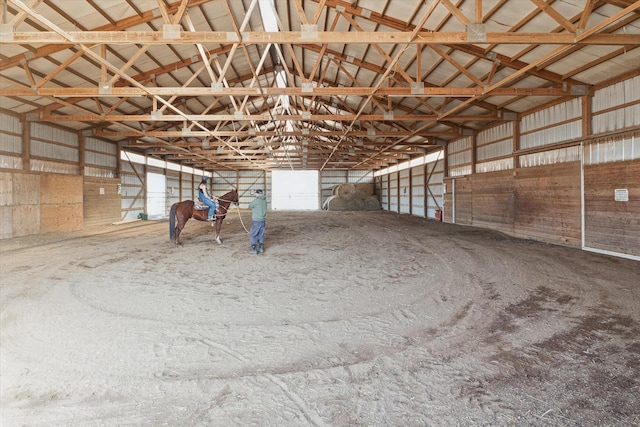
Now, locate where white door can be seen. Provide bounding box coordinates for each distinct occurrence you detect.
[146,172,166,218]
[271,170,319,210]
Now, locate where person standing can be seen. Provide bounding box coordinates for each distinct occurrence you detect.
[248,189,267,254]
[198,176,218,221]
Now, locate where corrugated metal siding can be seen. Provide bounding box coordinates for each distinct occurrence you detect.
[29,122,79,174]
[0,155,22,169]
[389,172,399,212]
[237,170,267,206]
[379,176,389,210]
[410,165,425,217]
[30,139,79,162]
[585,134,639,165]
[520,99,582,149]
[399,168,410,214]
[84,137,117,178]
[477,122,514,161]
[426,159,444,218]
[166,171,181,210]
[476,157,514,173]
[30,159,80,175]
[0,113,22,157]
[120,159,145,221]
[30,123,79,147]
[449,165,472,177]
[593,76,640,130]
[519,146,581,167]
[180,173,193,199]
[447,136,472,177]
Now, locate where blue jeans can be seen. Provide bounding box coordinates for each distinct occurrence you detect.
[200,197,217,219]
[250,220,265,245]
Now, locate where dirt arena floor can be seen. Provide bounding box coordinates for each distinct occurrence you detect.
[1,210,639,426]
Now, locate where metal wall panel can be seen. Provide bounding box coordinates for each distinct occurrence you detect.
[520,99,582,149]
[476,157,514,173]
[585,135,639,165]
[410,165,425,217]
[521,121,582,149]
[593,75,639,112]
[0,113,21,157]
[380,176,389,210]
[399,168,410,214]
[30,159,79,175]
[388,171,398,212]
[0,133,21,153]
[519,146,581,168]
[0,155,22,169]
[477,122,514,161]
[30,123,79,147]
[84,137,117,178]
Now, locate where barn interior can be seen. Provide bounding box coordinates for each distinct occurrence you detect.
[1,1,640,424]
[0,0,638,259]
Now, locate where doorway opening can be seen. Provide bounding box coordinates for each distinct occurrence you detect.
[271,170,319,210]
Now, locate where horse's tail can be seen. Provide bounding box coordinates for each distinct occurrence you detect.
[169,203,177,241]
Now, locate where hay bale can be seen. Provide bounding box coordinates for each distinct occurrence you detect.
[345,197,365,211]
[354,182,374,198]
[324,195,347,211]
[334,183,356,199]
[364,195,381,211]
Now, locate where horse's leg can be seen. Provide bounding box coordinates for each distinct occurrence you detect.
[214,219,223,244]
[176,216,186,246]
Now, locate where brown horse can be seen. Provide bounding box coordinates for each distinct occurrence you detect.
[169,189,239,245]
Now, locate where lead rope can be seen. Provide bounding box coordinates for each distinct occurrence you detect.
[235,205,250,233]
[214,194,250,233]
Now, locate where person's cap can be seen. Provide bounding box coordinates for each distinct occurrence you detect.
[255,189,263,195]
[201,176,209,182]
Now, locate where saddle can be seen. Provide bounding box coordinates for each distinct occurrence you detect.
[194,199,208,210]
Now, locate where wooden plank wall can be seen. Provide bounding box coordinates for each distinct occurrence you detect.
[83,177,121,227]
[584,159,640,257]
[514,162,581,246]
[0,171,84,238]
[40,174,83,233]
[0,172,39,238]
[453,176,473,225]
[443,164,581,247]
[472,170,515,235]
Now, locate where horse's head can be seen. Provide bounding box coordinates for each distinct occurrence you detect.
[222,188,239,206]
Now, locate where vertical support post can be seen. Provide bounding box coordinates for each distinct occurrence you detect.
[471,131,477,174]
[423,162,428,218]
[78,131,85,176]
[21,115,30,171]
[396,170,400,214]
[513,119,520,169]
[408,166,413,216]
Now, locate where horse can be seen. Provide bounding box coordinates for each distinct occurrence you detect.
[169,189,239,245]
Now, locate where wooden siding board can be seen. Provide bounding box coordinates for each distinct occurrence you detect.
[514,162,581,246]
[471,170,515,234]
[0,172,13,206]
[40,204,83,233]
[41,174,83,204]
[12,205,39,237]
[584,159,640,257]
[84,177,121,227]
[0,206,12,239]
[454,177,472,225]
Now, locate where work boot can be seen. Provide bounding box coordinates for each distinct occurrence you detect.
[258,243,264,254]
[251,244,257,254]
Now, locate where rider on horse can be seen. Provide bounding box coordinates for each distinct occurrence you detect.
[198,176,218,221]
